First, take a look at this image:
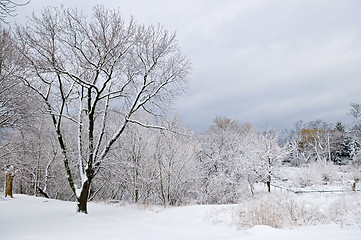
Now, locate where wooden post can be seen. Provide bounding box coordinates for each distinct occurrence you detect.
[352,178,359,192]
[352,181,356,192]
[4,165,17,198]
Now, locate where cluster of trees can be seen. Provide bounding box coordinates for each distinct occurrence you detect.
[2,108,360,207]
[1,92,360,203]
[1,4,361,213]
[287,114,361,167]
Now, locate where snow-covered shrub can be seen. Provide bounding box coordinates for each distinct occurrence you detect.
[200,175,241,204]
[313,162,338,185]
[238,198,285,228]
[236,194,325,228]
[234,192,361,229]
[327,194,361,226]
[289,162,327,187]
[295,166,320,188]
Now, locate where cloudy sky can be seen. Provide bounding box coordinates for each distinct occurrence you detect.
[11,0,361,131]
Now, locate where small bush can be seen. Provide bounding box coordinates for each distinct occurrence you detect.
[296,167,320,188]
[237,194,325,228]
[327,194,361,226]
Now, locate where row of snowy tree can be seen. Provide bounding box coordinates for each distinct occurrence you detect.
[2,111,361,205]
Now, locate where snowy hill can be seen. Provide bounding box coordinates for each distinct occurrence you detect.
[1,194,361,240]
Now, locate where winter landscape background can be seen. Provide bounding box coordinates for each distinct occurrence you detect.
[1,1,361,239]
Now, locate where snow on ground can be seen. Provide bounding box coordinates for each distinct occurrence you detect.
[1,194,361,240]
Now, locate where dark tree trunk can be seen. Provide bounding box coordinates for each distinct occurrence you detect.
[37,187,49,198]
[266,175,271,193]
[135,188,139,203]
[77,177,92,214]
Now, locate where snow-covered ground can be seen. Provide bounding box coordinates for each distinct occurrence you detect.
[1,194,361,240]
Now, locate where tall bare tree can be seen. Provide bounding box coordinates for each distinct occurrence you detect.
[0,28,30,130]
[200,117,253,203]
[1,28,37,195]
[15,6,190,213]
[246,129,287,193]
[350,103,361,124]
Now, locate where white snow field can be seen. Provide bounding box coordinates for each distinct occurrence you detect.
[1,194,361,240]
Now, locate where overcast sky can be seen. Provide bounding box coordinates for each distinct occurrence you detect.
[11,0,361,131]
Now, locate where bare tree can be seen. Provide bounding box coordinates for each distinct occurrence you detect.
[0,28,39,195]
[0,28,31,130]
[350,103,361,124]
[200,117,253,203]
[246,130,287,192]
[289,120,332,164]
[15,6,190,213]
[350,103,361,143]
[152,122,199,206]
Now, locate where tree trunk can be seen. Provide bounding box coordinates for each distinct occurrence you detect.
[5,172,15,198]
[266,174,271,193]
[248,177,255,195]
[37,187,49,198]
[77,178,91,214]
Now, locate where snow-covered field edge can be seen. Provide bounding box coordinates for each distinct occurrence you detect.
[1,193,361,240]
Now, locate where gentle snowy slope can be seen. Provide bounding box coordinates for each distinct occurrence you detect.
[0,194,360,240]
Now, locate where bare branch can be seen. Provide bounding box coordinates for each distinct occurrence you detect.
[0,0,30,23]
[126,118,189,137]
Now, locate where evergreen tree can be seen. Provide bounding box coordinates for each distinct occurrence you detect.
[331,122,351,165]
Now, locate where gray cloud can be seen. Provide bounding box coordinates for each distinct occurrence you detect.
[13,0,361,131]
